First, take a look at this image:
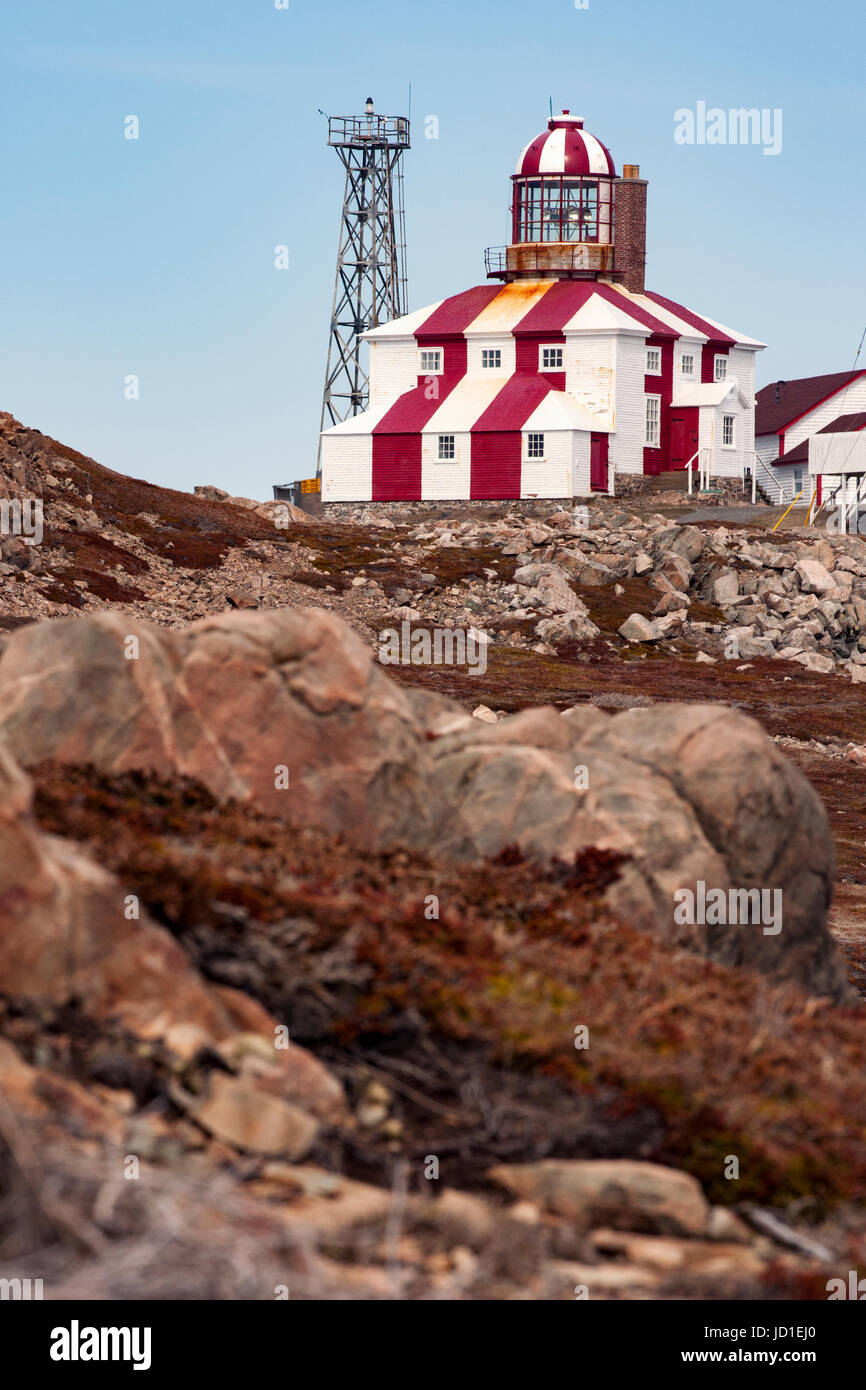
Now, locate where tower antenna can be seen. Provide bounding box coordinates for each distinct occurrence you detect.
[317,98,410,473]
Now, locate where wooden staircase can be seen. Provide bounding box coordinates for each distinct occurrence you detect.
[653,470,690,492]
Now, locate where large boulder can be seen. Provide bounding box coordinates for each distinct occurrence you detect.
[0,609,848,1000]
[428,701,846,1000]
[0,608,436,846]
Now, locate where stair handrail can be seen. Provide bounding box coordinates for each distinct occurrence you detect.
[751,451,781,505]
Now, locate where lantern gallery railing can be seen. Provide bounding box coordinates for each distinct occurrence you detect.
[327,115,410,149]
[483,244,613,276]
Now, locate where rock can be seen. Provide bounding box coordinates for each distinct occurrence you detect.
[713,571,740,604]
[0,611,847,1001]
[429,701,848,1000]
[633,551,653,576]
[489,1160,710,1237]
[225,589,259,610]
[223,495,261,511]
[0,608,437,848]
[795,558,836,595]
[194,485,229,501]
[667,526,704,564]
[190,1072,319,1158]
[789,651,835,674]
[850,664,866,683]
[652,551,693,592]
[535,611,600,643]
[0,536,36,570]
[513,563,583,614]
[472,705,498,723]
[695,651,717,664]
[652,591,689,616]
[618,613,658,642]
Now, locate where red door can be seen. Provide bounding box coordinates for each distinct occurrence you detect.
[669,410,698,472]
[590,433,609,491]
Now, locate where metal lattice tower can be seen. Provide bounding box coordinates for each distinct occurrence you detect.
[317,99,410,467]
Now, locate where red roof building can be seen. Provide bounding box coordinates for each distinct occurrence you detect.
[321,110,765,503]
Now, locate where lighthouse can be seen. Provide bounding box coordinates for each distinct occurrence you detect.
[320,108,765,503]
[485,109,645,291]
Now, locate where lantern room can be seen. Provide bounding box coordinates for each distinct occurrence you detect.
[485,110,647,291]
[511,112,615,246]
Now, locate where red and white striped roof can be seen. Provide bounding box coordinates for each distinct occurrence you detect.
[515,112,616,179]
[323,280,764,440]
[365,280,762,348]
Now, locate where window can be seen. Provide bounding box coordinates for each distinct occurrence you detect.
[419,349,443,374]
[793,467,804,494]
[481,348,502,369]
[645,396,661,448]
[437,435,455,461]
[681,353,695,376]
[646,347,661,374]
[526,432,545,459]
[540,346,563,371]
[714,355,728,381]
[722,414,735,448]
[513,176,605,243]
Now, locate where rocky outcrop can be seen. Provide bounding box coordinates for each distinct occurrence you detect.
[0,607,848,999]
[0,740,345,1127]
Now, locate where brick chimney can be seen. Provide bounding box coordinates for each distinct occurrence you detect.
[613,164,648,294]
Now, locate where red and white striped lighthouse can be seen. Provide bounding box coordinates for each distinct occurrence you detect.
[320,108,765,503]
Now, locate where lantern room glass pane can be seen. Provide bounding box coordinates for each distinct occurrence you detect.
[542,182,562,241]
[581,181,599,241]
[562,181,582,241]
[526,181,542,241]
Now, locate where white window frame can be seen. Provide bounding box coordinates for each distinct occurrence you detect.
[645,395,661,448]
[645,347,662,375]
[721,413,736,449]
[437,434,456,462]
[419,347,443,375]
[681,352,695,377]
[714,354,728,382]
[793,466,804,494]
[540,345,564,372]
[526,432,545,460]
[480,347,503,370]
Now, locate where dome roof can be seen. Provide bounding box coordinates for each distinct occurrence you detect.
[515,111,616,179]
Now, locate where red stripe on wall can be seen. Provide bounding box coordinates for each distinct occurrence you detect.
[372,346,467,496]
[372,434,421,501]
[643,338,675,474]
[470,378,555,499]
[701,342,729,384]
[470,433,522,500]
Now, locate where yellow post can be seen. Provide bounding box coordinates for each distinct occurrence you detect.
[804,485,817,527]
[772,489,804,532]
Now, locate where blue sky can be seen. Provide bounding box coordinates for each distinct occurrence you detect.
[0,0,863,498]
